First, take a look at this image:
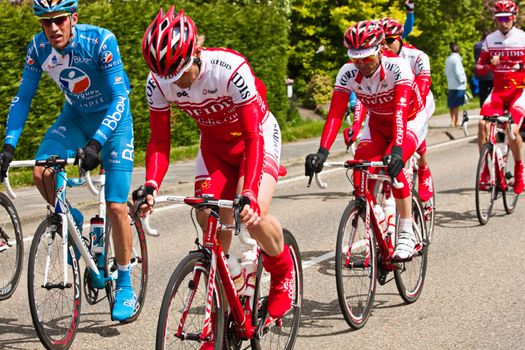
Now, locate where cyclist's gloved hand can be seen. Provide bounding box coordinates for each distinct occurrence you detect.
[404,0,415,12]
[305,147,329,177]
[81,139,101,171]
[0,144,15,183]
[240,190,260,216]
[132,183,157,217]
[343,128,356,147]
[385,145,405,178]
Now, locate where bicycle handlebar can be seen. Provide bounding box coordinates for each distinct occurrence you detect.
[4,156,97,200]
[308,160,404,190]
[483,114,516,141]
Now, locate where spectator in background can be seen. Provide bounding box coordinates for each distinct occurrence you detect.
[474,30,494,107]
[445,42,467,127]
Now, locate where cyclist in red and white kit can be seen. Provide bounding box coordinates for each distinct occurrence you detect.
[380,17,434,202]
[305,20,428,259]
[136,7,294,347]
[475,0,525,194]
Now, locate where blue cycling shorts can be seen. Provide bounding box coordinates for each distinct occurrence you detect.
[35,103,134,203]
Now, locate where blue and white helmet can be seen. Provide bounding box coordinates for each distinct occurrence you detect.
[33,0,78,16]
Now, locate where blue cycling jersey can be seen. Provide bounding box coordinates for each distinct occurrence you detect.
[5,24,131,148]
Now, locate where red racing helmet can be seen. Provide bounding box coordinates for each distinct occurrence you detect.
[142,6,197,82]
[493,0,518,17]
[344,20,385,58]
[379,17,404,38]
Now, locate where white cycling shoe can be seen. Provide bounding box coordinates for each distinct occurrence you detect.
[393,230,416,260]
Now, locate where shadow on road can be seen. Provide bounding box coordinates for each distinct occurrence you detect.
[0,317,40,349]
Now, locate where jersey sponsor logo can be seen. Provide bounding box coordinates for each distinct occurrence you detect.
[340,70,357,86]
[122,140,134,162]
[59,67,91,94]
[203,88,217,95]
[79,34,99,45]
[146,77,157,106]
[101,51,113,63]
[231,72,251,99]
[177,91,189,97]
[47,55,63,70]
[114,76,123,84]
[384,62,402,80]
[73,56,93,64]
[358,94,394,105]
[26,56,34,65]
[210,59,232,70]
[101,96,127,131]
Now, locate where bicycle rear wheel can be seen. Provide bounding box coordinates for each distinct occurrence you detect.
[0,192,23,300]
[394,191,428,304]
[475,143,496,225]
[105,202,148,323]
[502,146,519,214]
[28,215,81,350]
[251,229,302,350]
[335,201,377,330]
[156,251,224,350]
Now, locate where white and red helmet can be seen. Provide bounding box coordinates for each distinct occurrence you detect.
[493,0,518,17]
[379,17,404,38]
[142,6,197,82]
[344,20,385,58]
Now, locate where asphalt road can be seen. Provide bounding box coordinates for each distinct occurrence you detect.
[1,113,524,349]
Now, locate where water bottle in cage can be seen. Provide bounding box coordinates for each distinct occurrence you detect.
[227,254,246,295]
[382,196,396,236]
[496,146,505,171]
[241,248,258,297]
[373,205,387,233]
[89,215,104,254]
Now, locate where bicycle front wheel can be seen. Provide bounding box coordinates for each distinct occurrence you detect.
[335,201,377,330]
[502,147,519,214]
[156,251,224,350]
[251,229,303,350]
[0,192,23,300]
[105,202,148,323]
[28,215,81,350]
[475,143,496,225]
[394,191,428,304]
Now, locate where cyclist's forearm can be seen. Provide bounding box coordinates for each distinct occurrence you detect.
[320,90,349,151]
[402,11,414,39]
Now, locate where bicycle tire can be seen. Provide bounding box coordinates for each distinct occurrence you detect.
[502,147,519,214]
[424,192,436,245]
[0,192,23,300]
[156,251,224,350]
[394,191,428,304]
[105,201,148,323]
[28,214,81,350]
[250,229,303,350]
[335,201,377,330]
[475,143,496,225]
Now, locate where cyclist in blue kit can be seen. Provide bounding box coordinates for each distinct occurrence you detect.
[0,0,136,321]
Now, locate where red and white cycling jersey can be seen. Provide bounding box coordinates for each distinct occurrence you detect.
[399,44,435,116]
[476,27,525,91]
[320,56,424,151]
[475,27,525,123]
[145,48,274,202]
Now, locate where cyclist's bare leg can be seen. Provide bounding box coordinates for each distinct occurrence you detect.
[237,173,284,257]
[416,152,428,167]
[33,166,56,204]
[508,124,523,161]
[450,106,460,127]
[107,201,132,265]
[478,119,488,151]
[395,196,412,220]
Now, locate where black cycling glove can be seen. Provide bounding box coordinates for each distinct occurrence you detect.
[81,139,101,171]
[305,147,329,177]
[0,144,15,182]
[385,145,404,178]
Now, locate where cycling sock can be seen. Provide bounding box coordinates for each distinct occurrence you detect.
[399,218,412,233]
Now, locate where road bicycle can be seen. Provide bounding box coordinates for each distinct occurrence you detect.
[310,159,429,330]
[25,154,148,350]
[0,190,23,300]
[148,194,302,349]
[475,113,519,225]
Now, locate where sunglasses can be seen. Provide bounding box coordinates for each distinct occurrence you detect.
[39,13,70,27]
[385,37,399,44]
[351,55,376,64]
[496,16,512,22]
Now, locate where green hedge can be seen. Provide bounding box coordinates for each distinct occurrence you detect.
[0,0,290,160]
